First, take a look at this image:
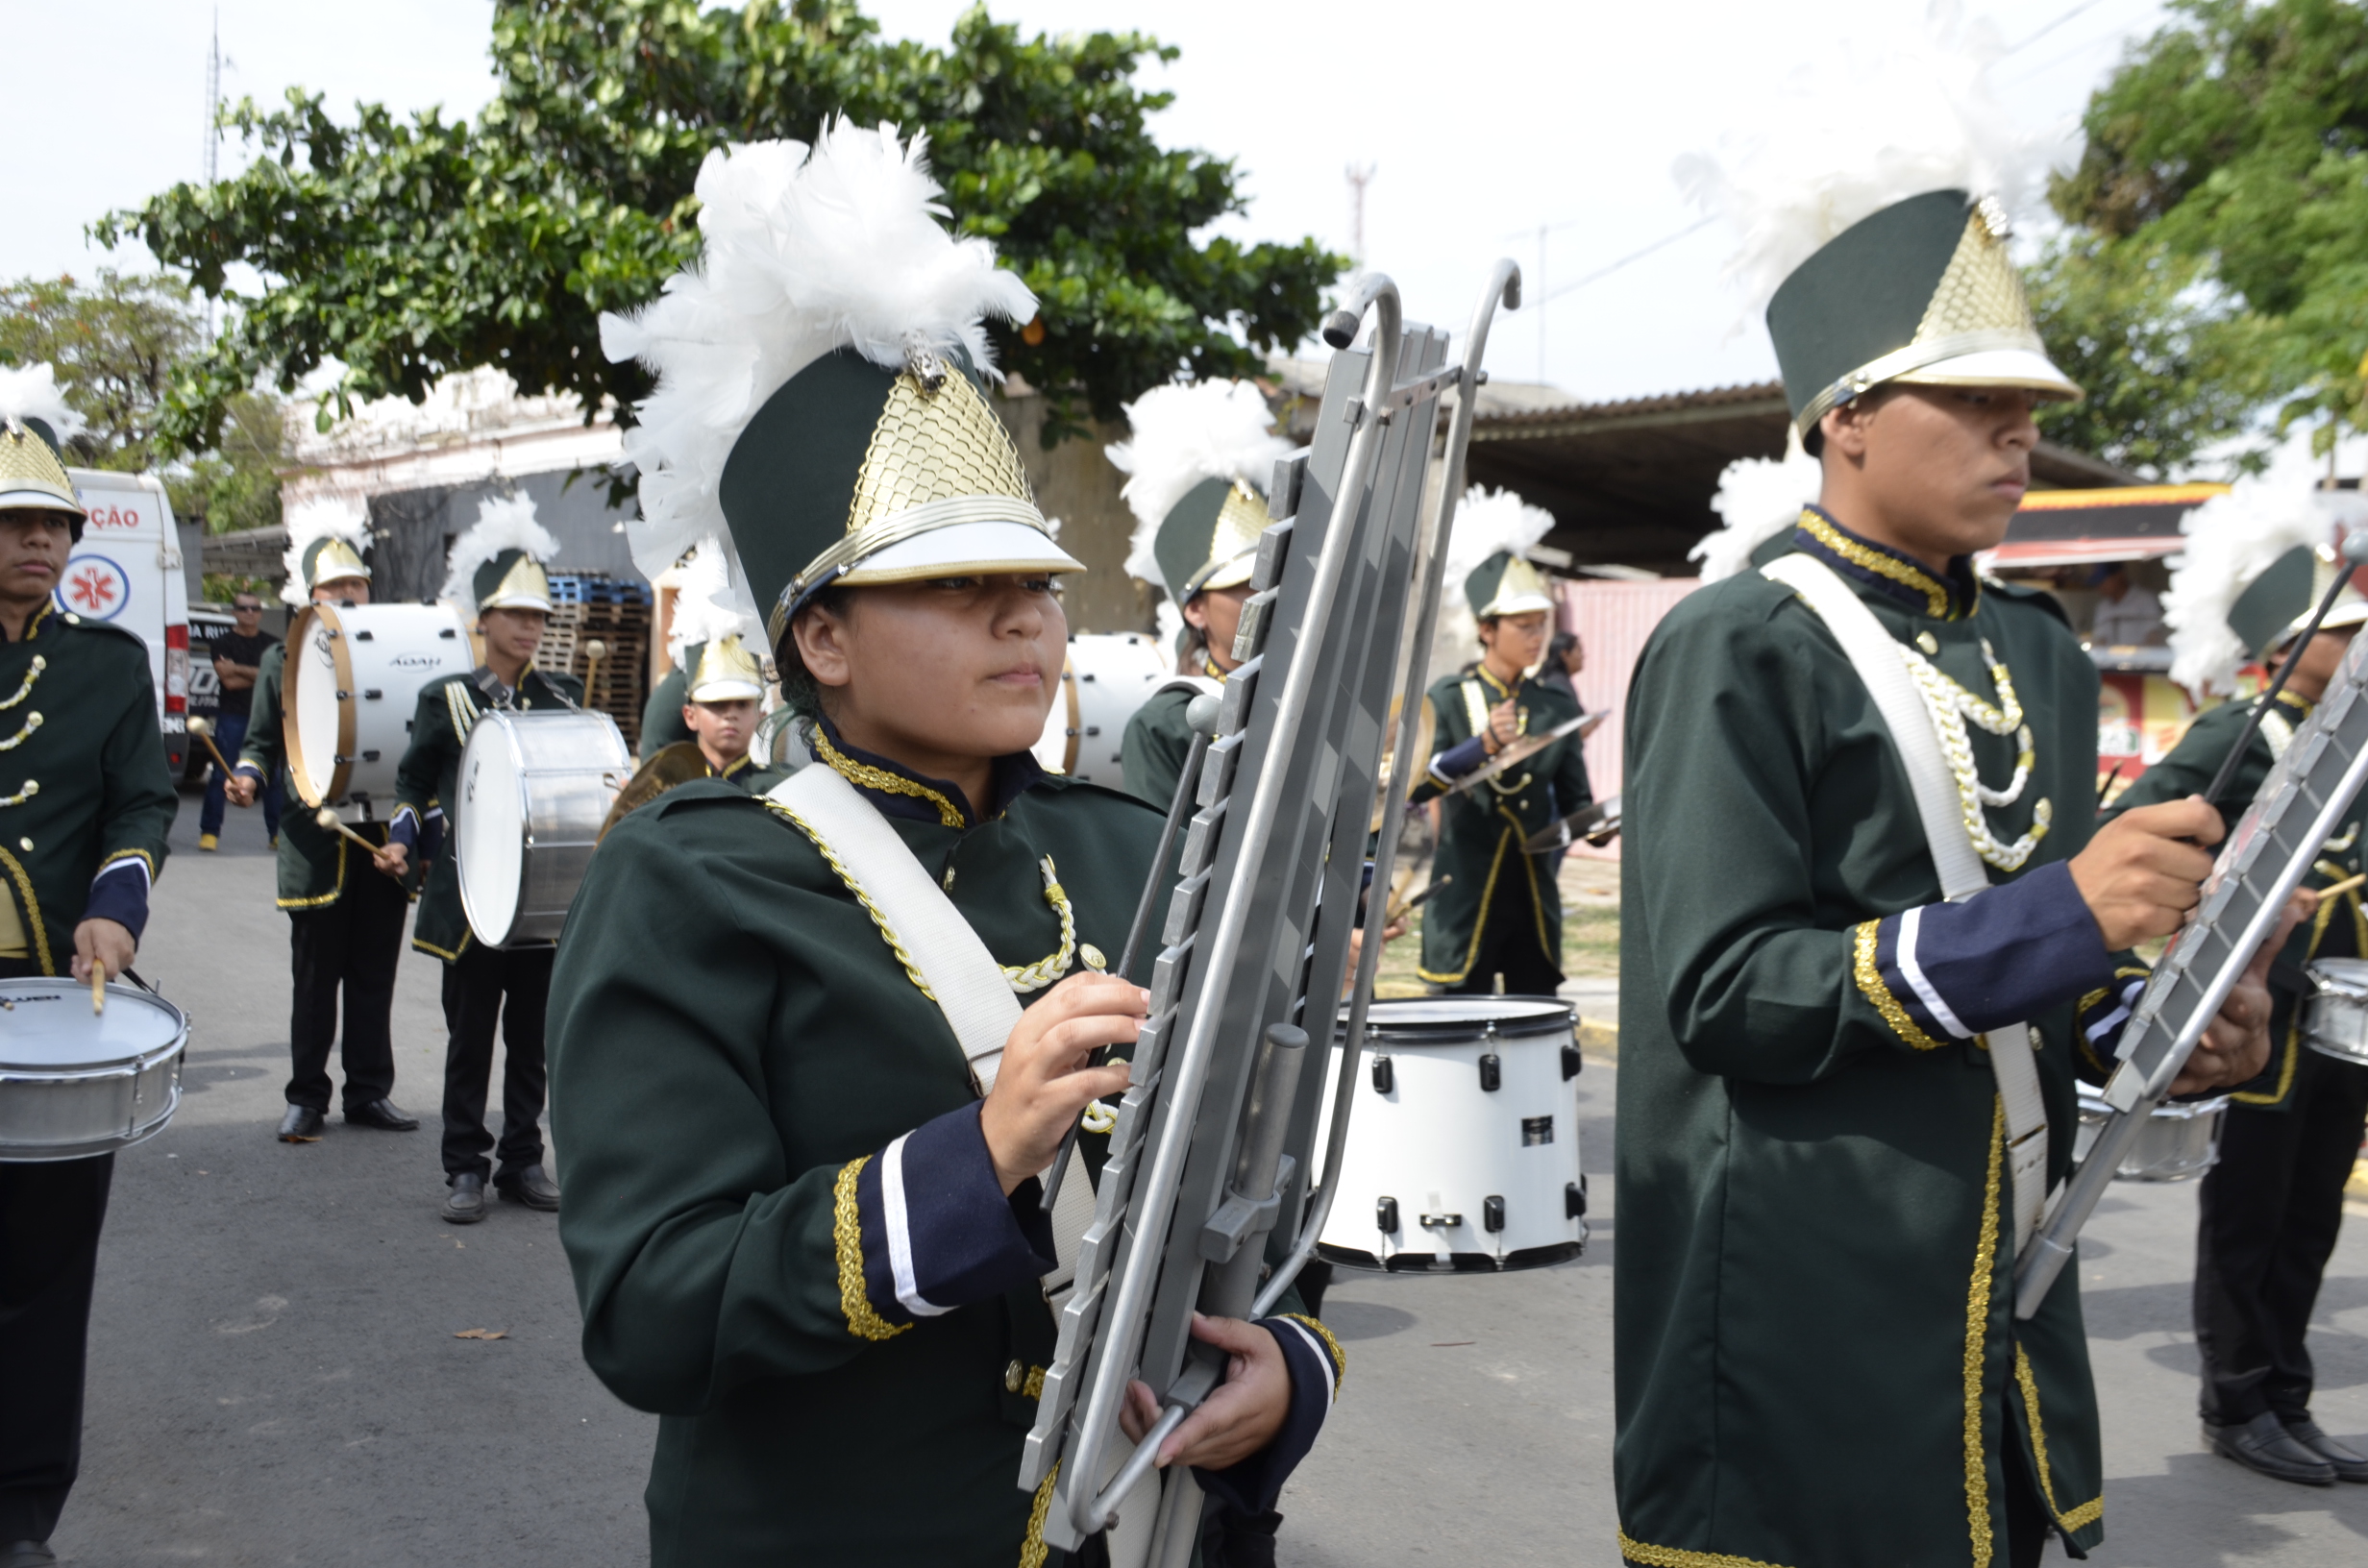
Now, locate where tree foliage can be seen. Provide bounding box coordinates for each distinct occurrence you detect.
[0,271,284,533]
[100,0,1344,451]
[2049,0,2368,457]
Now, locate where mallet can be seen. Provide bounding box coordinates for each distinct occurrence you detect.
[186,715,236,778]
[583,638,609,700]
[313,807,382,855]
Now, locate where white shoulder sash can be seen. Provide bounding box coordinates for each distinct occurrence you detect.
[1762,551,2053,1257]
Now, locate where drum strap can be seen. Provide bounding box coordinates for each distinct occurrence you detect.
[764,764,1098,1288]
[1763,552,2053,1258]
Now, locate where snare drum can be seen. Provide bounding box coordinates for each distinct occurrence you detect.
[456,709,631,947]
[2074,1089,2228,1182]
[2303,957,2368,1066]
[0,979,187,1161]
[1031,633,1171,791]
[284,603,479,814]
[1315,997,1586,1271]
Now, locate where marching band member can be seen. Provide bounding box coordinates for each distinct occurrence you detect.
[635,542,738,762]
[376,498,578,1224]
[675,632,777,789]
[555,121,1342,1567]
[1409,490,1591,996]
[227,514,420,1142]
[0,367,176,1568]
[1616,87,2292,1562]
[1107,380,1292,808]
[2107,501,2368,1484]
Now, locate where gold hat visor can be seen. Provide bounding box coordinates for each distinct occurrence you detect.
[688,633,768,702]
[0,424,84,517]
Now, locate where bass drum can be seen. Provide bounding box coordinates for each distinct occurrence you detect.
[1316,996,1586,1271]
[0,979,187,1162]
[2074,1088,2228,1182]
[1031,633,1172,791]
[456,709,632,948]
[284,603,478,815]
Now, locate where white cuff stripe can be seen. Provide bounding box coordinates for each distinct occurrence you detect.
[391,804,420,834]
[1275,1318,1335,1410]
[93,856,152,894]
[2086,979,2145,1049]
[879,1133,950,1319]
[1897,905,1973,1040]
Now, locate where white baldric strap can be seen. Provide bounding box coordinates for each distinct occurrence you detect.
[766,764,1097,1287]
[1763,552,2053,1257]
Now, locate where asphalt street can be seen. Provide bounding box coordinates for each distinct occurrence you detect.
[32,781,2368,1565]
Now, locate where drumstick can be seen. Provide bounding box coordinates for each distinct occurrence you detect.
[313,807,382,854]
[91,959,105,1016]
[185,716,235,778]
[2317,871,2366,902]
[583,638,608,702]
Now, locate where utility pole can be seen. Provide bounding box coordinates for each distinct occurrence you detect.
[202,10,222,336]
[1345,162,1376,267]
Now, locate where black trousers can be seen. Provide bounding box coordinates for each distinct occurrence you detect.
[1439,882,1564,998]
[439,943,553,1183]
[284,870,408,1113]
[0,1154,112,1544]
[2194,1047,2368,1426]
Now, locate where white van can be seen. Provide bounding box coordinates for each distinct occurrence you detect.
[61,468,192,775]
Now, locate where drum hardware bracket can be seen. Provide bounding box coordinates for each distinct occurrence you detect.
[354,629,374,641]
[363,688,382,700]
[1376,1196,1399,1233]
[1566,1179,1587,1219]
[1477,1053,1501,1092]
[1561,1044,1583,1080]
[1370,1055,1394,1094]
[1418,1212,1463,1230]
[1197,1152,1295,1264]
[1482,1195,1505,1234]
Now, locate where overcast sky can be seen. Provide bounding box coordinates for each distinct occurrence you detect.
[5,0,2171,404]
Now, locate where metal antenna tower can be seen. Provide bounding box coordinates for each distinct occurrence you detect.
[1344,162,1376,264]
[203,10,222,336]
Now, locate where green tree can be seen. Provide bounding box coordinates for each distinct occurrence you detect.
[2026,233,2277,476]
[99,0,1344,451]
[2049,0,2368,459]
[0,270,286,534]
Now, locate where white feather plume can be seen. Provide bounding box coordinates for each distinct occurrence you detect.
[2164,481,2332,698]
[1692,447,1825,581]
[666,539,758,662]
[604,118,1039,597]
[442,493,560,618]
[1674,1,2066,315]
[279,508,375,607]
[1107,380,1293,589]
[0,362,86,444]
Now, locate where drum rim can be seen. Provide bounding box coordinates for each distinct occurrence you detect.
[0,979,188,1070]
[1344,994,1575,1040]
[283,601,358,809]
[456,706,535,947]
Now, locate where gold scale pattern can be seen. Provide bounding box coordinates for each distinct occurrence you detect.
[845,369,1034,538]
[0,429,77,503]
[1914,212,2041,345]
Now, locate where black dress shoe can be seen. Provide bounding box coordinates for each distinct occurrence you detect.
[344,1097,420,1131]
[2283,1415,2368,1482]
[496,1164,561,1212]
[2208,1411,2336,1484]
[277,1104,326,1142]
[443,1173,487,1225]
[2,1541,57,1568]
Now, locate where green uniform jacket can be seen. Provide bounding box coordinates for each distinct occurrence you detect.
[2105,691,2365,1112]
[638,653,694,761]
[547,723,1344,1566]
[1120,674,1221,811]
[1410,664,1591,986]
[0,600,175,971]
[235,641,410,909]
[1616,514,2130,1567]
[392,667,584,960]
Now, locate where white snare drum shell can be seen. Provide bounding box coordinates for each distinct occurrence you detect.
[456,709,630,948]
[2304,957,2368,1067]
[0,980,187,1161]
[1316,998,1586,1272]
[1031,634,1172,791]
[2075,1088,2227,1182]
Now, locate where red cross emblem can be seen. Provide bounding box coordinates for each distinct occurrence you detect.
[59,556,128,619]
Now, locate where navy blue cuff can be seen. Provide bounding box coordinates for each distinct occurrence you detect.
[417,809,444,865]
[853,1103,1056,1327]
[1426,734,1491,785]
[2075,967,2151,1076]
[1194,1314,1343,1517]
[234,761,267,782]
[1867,862,2116,1042]
[85,857,151,942]
[388,806,422,854]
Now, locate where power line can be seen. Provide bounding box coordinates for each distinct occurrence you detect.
[2003,0,2116,56]
[1531,216,1718,309]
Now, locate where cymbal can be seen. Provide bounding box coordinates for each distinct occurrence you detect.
[598,743,713,842]
[1443,710,1605,797]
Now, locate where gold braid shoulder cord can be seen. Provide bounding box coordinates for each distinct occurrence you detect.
[1895,636,2052,873]
[0,654,44,754]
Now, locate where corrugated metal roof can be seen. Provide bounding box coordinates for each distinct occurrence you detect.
[1472,381,1788,435]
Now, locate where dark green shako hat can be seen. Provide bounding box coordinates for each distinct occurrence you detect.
[601,121,1083,650]
[1110,380,1293,604]
[442,494,557,618]
[1465,551,1557,620]
[279,514,373,605]
[1766,189,2081,446]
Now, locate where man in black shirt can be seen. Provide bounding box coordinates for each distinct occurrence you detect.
[198,593,279,849]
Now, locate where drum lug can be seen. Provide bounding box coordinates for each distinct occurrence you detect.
[1561,1043,1582,1080]
[1477,1052,1501,1092]
[1566,1178,1588,1219]
[1375,1196,1398,1235]
[1369,1055,1394,1094]
[1482,1195,1505,1234]
[363,688,383,700]
[1418,1211,1463,1230]
[354,629,374,641]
